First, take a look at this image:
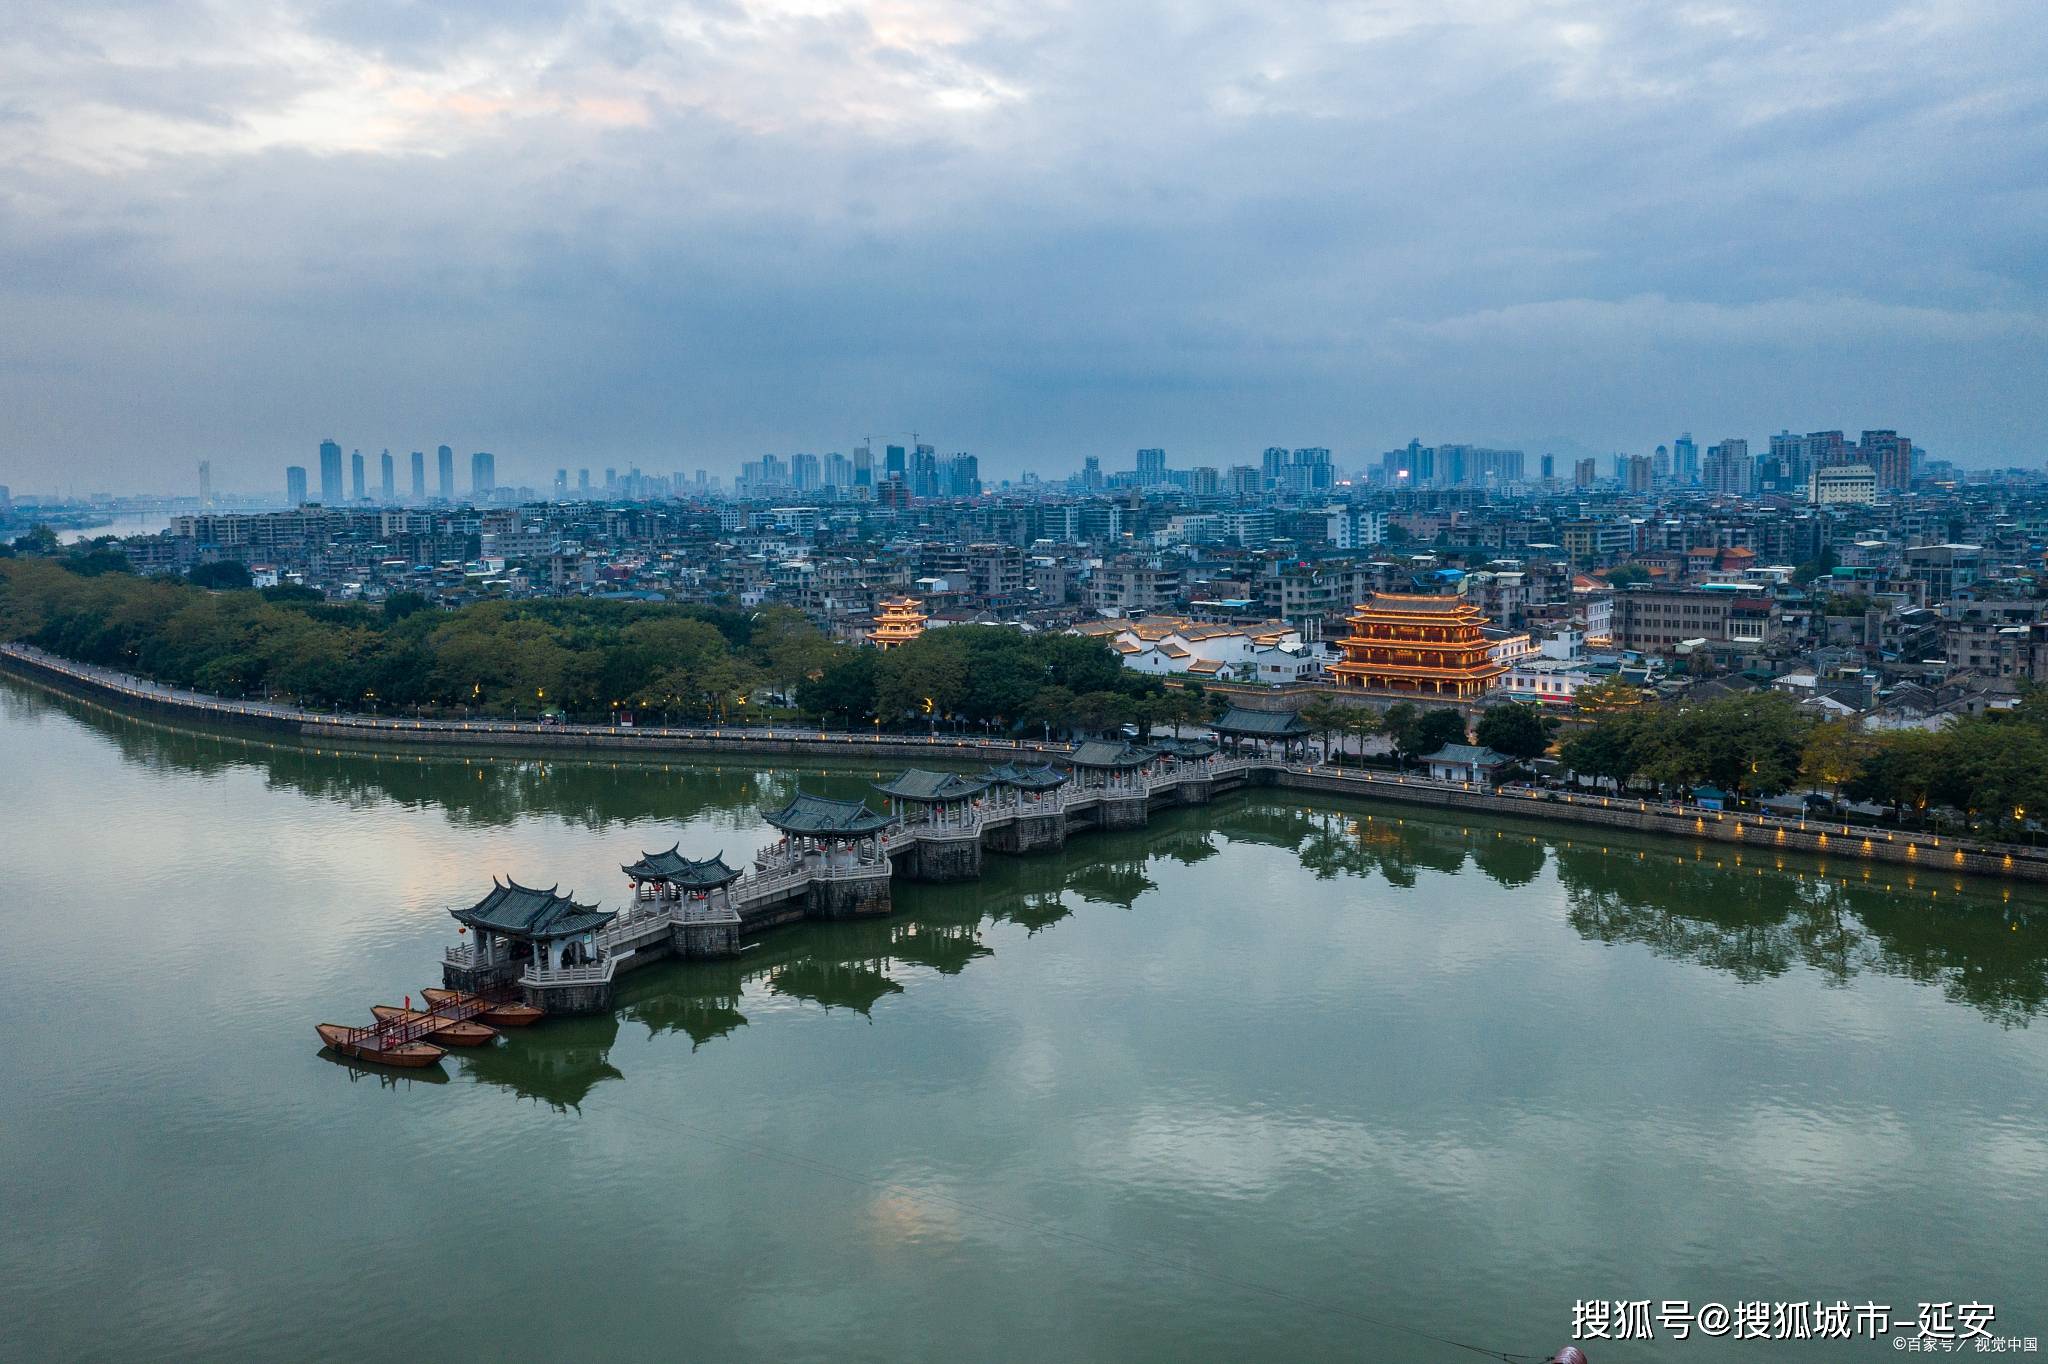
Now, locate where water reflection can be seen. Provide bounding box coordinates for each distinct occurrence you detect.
[770,960,904,1015]
[317,1048,449,1087]
[1233,800,2048,1028]
[12,674,2048,1039]
[0,680,888,830]
[619,973,749,1049]
[456,1013,625,1111]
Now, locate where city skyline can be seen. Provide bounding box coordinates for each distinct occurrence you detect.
[0,420,1987,502]
[3,2,2045,489]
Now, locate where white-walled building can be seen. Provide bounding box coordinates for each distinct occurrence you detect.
[1071,616,1318,683]
[1324,505,1388,550]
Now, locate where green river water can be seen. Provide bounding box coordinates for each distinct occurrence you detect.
[2,674,2044,1361]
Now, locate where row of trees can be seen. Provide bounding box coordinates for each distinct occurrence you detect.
[0,557,1188,734]
[1559,688,2048,833]
[0,557,852,723]
[1296,697,1560,767]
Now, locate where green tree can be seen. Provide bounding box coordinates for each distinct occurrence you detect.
[1573,674,1644,714]
[1382,702,1421,764]
[1298,698,1351,761]
[1414,707,1468,756]
[1560,713,1645,790]
[1474,701,1557,762]
[1799,720,1869,796]
[797,652,879,724]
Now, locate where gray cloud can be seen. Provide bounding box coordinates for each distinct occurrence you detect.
[1,0,2045,491]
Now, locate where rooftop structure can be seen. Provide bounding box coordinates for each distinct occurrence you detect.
[450,879,614,941]
[872,769,991,802]
[760,790,893,836]
[1066,739,1156,769]
[621,846,743,890]
[981,762,1071,791]
[1210,705,1308,739]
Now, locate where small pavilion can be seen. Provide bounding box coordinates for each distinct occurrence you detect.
[1149,735,1218,769]
[1065,738,1156,794]
[622,845,743,913]
[873,768,989,832]
[1420,743,1509,785]
[1210,705,1310,759]
[760,789,893,872]
[980,761,1070,812]
[451,878,616,973]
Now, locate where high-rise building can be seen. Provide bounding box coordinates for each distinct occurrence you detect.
[553,468,568,499]
[350,449,365,502]
[1282,447,1336,494]
[1262,447,1287,486]
[1672,433,1699,484]
[1860,430,1913,491]
[378,449,395,501]
[471,451,496,495]
[1573,457,1597,488]
[1381,440,1434,487]
[911,445,939,498]
[885,445,906,482]
[435,445,454,499]
[319,439,344,505]
[1080,456,1103,491]
[944,452,980,498]
[198,460,213,508]
[1540,454,1555,481]
[1703,438,1752,495]
[286,465,307,506]
[578,468,590,494]
[1136,448,1167,485]
[410,451,426,500]
[790,452,821,491]
[852,445,873,489]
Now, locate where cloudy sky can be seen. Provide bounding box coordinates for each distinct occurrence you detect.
[2,0,2044,493]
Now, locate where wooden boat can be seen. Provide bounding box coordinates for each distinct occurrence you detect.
[315,1023,446,1069]
[371,1004,498,1047]
[422,988,543,1028]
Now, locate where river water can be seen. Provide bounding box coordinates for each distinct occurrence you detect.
[2,674,2044,1361]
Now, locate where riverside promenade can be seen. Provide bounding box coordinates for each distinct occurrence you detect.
[9,640,2048,888]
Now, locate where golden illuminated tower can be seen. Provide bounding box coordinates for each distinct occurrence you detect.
[868,595,928,650]
[1325,593,1506,699]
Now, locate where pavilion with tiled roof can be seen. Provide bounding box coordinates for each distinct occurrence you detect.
[759,788,894,871]
[873,768,989,831]
[981,761,1070,792]
[623,846,743,892]
[1210,705,1310,758]
[980,761,1069,815]
[450,878,616,972]
[761,790,893,837]
[1063,738,1158,794]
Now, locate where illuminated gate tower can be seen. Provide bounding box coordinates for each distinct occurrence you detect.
[868,595,928,650]
[1326,593,1506,700]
